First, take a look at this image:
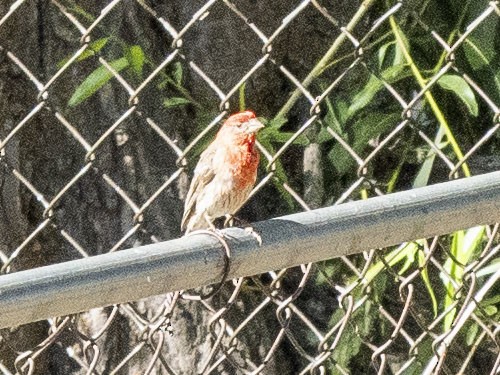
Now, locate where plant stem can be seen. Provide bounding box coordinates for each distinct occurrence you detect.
[389,16,470,177]
[318,30,393,76]
[276,0,377,121]
[432,0,471,73]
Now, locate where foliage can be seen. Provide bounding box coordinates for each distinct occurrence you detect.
[301,0,498,371]
[62,0,499,370]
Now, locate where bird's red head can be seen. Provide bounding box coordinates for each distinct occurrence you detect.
[217,110,264,143]
[223,110,256,127]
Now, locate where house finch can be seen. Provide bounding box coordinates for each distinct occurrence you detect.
[181,111,264,233]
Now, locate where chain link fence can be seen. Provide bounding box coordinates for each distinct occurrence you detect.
[0,0,499,374]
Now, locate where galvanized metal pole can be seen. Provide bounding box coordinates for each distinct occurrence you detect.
[0,171,500,328]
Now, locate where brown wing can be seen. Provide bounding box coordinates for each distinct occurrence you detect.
[180,145,216,231]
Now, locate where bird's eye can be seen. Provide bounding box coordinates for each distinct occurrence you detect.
[236,122,243,128]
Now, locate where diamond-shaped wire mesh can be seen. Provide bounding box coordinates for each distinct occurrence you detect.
[0,0,499,374]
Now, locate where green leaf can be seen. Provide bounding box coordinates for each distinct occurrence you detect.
[268,115,288,130]
[322,94,343,135]
[258,137,296,211]
[364,242,418,285]
[413,153,435,188]
[316,125,336,144]
[126,45,145,78]
[381,63,410,82]
[260,126,309,146]
[57,37,109,69]
[462,37,500,103]
[88,37,110,55]
[393,30,407,66]
[419,247,438,317]
[442,226,485,330]
[398,242,417,275]
[330,275,384,371]
[466,323,479,346]
[315,260,344,286]
[378,41,394,69]
[239,82,246,112]
[336,99,350,125]
[413,127,448,188]
[330,309,363,369]
[480,294,500,312]
[463,36,493,70]
[347,75,380,118]
[462,6,498,69]
[483,305,497,316]
[437,74,478,116]
[328,113,399,175]
[347,64,409,119]
[387,161,402,193]
[68,57,129,107]
[172,61,183,85]
[68,4,96,23]
[163,97,191,108]
[476,258,500,277]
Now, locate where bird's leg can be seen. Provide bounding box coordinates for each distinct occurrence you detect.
[224,214,247,227]
[224,215,262,246]
[223,214,234,228]
[204,213,223,235]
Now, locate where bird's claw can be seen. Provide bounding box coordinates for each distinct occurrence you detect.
[244,226,262,246]
[185,227,225,239]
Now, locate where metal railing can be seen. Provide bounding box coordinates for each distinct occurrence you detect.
[0,171,500,330]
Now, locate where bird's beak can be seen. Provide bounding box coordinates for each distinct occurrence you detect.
[245,118,265,134]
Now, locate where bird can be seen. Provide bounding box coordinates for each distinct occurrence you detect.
[181,110,264,233]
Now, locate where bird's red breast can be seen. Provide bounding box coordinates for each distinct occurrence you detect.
[181,110,264,233]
